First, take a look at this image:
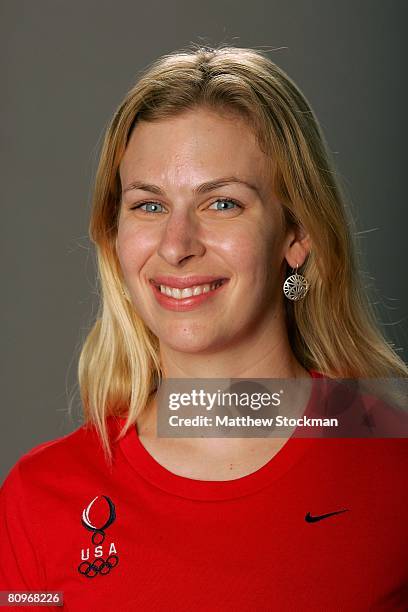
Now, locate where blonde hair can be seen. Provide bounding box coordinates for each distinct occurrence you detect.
[78,45,408,462]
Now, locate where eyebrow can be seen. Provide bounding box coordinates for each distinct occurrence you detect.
[121,176,261,197]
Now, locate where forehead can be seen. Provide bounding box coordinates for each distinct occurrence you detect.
[119,107,273,190]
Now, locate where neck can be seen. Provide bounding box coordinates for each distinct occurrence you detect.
[138,312,311,458]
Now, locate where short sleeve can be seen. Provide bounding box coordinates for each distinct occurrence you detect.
[0,461,47,591]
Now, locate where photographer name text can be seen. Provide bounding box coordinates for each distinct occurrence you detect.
[167,415,338,427]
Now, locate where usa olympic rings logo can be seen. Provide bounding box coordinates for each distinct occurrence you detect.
[78,495,119,578]
[78,554,119,578]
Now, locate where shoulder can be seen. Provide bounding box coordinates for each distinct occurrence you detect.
[14,422,95,474]
[312,437,408,488]
[1,416,120,493]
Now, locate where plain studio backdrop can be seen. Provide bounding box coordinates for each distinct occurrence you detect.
[1,0,407,482]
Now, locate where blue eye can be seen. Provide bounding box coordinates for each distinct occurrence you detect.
[132,202,165,213]
[209,198,241,211]
[130,198,241,214]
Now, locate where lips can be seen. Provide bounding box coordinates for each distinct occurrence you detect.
[149,275,229,312]
[150,275,228,289]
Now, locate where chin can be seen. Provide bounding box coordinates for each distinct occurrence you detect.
[161,336,216,355]
[167,344,212,355]
[154,323,223,355]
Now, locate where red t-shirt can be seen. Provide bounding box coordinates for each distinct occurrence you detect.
[1,371,407,610]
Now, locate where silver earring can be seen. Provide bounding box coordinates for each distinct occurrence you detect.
[283,264,309,301]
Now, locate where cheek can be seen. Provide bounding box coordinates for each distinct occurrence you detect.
[208,225,280,279]
[116,223,157,276]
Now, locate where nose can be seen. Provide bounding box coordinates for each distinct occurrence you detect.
[157,209,205,266]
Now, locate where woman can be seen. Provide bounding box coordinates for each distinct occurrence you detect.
[1,46,407,611]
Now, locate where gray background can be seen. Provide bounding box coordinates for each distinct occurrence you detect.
[1,0,407,483]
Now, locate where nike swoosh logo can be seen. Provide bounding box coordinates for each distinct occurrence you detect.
[305,509,348,523]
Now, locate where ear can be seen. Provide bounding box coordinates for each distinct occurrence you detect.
[283,224,312,268]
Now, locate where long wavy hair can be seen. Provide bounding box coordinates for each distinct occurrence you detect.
[78,45,408,462]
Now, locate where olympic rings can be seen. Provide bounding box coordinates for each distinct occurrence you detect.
[78,554,119,578]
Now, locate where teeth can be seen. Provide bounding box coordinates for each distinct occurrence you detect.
[157,280,224,299]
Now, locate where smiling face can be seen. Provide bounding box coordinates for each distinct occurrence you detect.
[116,106,295,354]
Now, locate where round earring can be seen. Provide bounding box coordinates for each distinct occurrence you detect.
[283,264,309,301]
